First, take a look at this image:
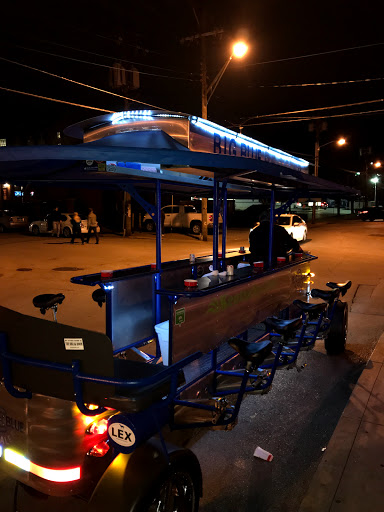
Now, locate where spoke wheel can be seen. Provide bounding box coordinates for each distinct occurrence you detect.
[147,469,198,512]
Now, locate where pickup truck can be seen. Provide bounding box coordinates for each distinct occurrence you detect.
[143,204,221,235]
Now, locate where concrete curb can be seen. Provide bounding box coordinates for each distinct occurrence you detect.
[298,332,384,512]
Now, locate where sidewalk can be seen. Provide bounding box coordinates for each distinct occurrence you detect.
[299,332,384,512]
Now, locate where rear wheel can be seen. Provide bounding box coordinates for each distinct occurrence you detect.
[301,230,307,241]
[142,461,200,512]
[62,226,71,238]
[191,222,202,235]
[31,225,40,235]
[325,301,348,355]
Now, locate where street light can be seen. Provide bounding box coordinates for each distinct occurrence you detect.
[312,137,347,223]
[201,40,248,120]
[371,176,379,204]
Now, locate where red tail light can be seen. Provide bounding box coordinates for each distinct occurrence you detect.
[88,441,110,458]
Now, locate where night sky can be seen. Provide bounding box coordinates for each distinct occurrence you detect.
[1,1,383,187]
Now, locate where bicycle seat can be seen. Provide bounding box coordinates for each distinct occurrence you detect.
[228,338,273,365]
[326,281,352,297]
[264,317,303,340]
[293,299,328,319]
[311,288,339,303]
[32,293,65,314]
[92,288,106,307]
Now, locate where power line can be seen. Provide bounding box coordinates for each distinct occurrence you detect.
[259,77,384,88]
[243,98,384,123]
[12,45,198,82]
[0,56,168,110]
[243,107,384,127]
[243,41,384,67]
[0,86,115,113]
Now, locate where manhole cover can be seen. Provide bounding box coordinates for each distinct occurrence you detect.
[52,267,84,272]
[17,268,33,271]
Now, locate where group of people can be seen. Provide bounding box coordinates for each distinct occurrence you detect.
[51,207,99,244]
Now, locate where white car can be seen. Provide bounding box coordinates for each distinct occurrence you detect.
[29,213,100,237]
[276,214,307,241]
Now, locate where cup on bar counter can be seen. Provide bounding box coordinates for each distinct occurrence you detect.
[294,252,303,260]
[101,270,113,279]
[253,261,264,270]
[276,257,286,266]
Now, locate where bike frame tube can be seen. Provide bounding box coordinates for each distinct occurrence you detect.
[155,179,161,324]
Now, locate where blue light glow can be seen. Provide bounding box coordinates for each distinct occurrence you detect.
[102,285,114,290]
[111,110,185,125]
[0,445,2,457]
[190,117,308,169]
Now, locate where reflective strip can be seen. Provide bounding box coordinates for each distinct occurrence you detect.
[4,448,80,482]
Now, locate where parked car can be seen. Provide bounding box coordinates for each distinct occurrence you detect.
[357,206,384,221]
[276,214,307,241]
[143,204,222,235]
[250,213,307,242]
[0,210,29,232]
[29,213,100,237]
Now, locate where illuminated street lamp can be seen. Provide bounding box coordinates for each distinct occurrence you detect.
[312,137,347,223]
[201,40,248,120]
[371,176,379,204]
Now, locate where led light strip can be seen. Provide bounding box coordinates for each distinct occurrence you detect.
[4,448,80,483]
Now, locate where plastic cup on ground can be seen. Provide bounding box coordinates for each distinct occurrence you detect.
[101,270,113,279]
[254,446,273,461]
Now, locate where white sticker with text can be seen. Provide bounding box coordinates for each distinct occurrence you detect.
[64,338,84,350]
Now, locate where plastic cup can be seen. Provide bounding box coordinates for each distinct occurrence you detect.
[150,263,157,269]
[227,265,234,275]
[101,270,113,279]
[277,257,286,265]
[218,251,223,258]
[239,246,245,253]
[253,261,264,270]
[254,446,273,461]
[184,279,198,288]
[294,252,303,260]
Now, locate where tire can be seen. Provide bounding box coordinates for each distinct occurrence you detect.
[302,230,307,241]
[191,222,202,235]
[369,217,374,222]
[62,226,71,238]
[325,301,348,355]
[145,220,156,232]
[31,225,40,235]
[144,462,200,512]
[0,224,5,233]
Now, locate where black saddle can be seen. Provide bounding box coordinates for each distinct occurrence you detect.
[264,317,303,340]
[228,338,272,366]
[32,293,65,314]
[311,287,340,303]
[326,281,352,297]
[293,299,328,319]
[92,288,106,307]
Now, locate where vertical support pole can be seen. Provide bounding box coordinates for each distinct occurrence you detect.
[105,288,113,342]
[268,187,275,268]
[213,178,220,270]
[221,184,228,262]
[155,180,162,324]
[312,126,320,224]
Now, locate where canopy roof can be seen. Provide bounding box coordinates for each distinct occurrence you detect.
[0,116,359,199]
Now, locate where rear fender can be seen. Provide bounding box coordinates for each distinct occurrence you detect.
[88,438,202,512]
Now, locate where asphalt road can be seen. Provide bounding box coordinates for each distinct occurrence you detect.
[1,216,384,511]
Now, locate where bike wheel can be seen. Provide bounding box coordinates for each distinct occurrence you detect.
[325,301,348,355]
[144,462,200,512]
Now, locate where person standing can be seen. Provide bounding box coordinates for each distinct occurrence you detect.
[86,208,99,244]
[51,207,62,238]
[70,212,84,244]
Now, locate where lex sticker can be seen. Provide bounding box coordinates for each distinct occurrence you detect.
[64,338,84,350]
[108,423,136,447]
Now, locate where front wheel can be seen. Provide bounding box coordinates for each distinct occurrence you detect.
[62,226,71,238]
[144,220,156,232]
[145,465,200,512]
[31,225,40,235]
[0,224,5,233]
[191,222,202,235]
[325,301,348,355]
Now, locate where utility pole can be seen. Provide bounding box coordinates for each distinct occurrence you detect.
[181,18,223,241]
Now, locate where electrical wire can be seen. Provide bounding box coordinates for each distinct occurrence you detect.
[13,45,198,82]
[243,98,384,123]
[242,107,384,127]
[243,42,384,67]
[259,77,384,88]
[0,56,168,110]
[0,86,115,113]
